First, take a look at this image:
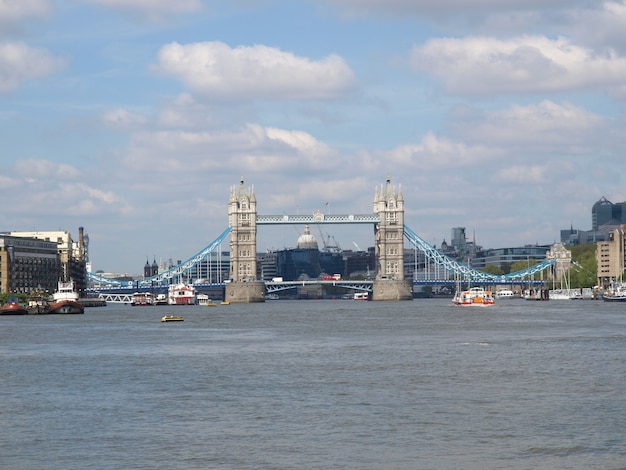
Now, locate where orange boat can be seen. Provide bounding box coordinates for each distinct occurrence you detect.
[0,298,28,315]
[452,287,495,307]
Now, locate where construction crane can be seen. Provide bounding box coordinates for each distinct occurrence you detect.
[316,226,342,253]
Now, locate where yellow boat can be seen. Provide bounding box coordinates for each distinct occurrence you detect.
[161,315,184,322]
[220,301,230,305]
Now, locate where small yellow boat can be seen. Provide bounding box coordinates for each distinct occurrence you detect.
[161,315,184,322]
[220,301,230,305]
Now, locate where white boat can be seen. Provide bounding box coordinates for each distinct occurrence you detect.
[548,289,576,300]
[602,283,626,302]
[495,289,514,299]
[453,287,495,307]
[47,280,85,314]
[167,283,196,305]
[354,292,369,300]
[197,294,214,306]
[131,292,155,306]
[155,293,168,305]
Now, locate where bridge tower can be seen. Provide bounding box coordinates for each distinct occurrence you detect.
[226,177,265,302]
[372,176,412,300]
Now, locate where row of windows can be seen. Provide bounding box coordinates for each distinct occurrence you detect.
[237,263,253,276]
[385,261,400,274]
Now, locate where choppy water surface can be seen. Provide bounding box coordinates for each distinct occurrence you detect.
[1,299,625,469]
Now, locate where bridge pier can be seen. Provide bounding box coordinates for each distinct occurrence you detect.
[225,281,266,303]
[371,279,413,301]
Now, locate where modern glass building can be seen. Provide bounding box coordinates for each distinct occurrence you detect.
[592,196,626,230]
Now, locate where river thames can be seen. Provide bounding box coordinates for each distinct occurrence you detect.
[1,298,625,469]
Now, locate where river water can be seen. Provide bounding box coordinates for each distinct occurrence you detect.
[1,299,625,469]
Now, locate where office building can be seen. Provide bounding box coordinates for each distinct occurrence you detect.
[596,225,626,288]
[0,234,61,294]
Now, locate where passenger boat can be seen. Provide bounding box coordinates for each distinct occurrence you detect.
[167,283,196,305]
[495,289,514,299]
[0,298,29,315]
[197,294,212,306]
[47,280,85,314]
[161,315,184,322]
[602,284,626,302]
[155,293,168,306]
[452,287,495,306]
[353,292,369,300]
[131,292,155,306]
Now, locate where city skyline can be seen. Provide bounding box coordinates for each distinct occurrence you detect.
[2,1,626,273]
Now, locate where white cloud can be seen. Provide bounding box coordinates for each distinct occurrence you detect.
[410,35,626,95]
[123,123,337,176]
[102,108,148,128]
[448,100,606,149]
[565,1,626,54]
[13,159,81,180]
[0,0,51,23]
[155,41,356,100]
[379,132,496,170]
[0,41,64,92]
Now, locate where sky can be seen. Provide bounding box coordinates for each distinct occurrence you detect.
[2,0,626,275]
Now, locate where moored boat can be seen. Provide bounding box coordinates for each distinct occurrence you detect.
[524,288,550,301]
[495,289,514,299]
[0,298,29,315]
[167,283,196,305]
[131,292,155,306]
[453,287,495,306]
[602,283,626,302]
[47,280,85,314]
[197,294,212,306]
[353,292,369,300]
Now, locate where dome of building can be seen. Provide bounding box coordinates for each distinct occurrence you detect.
[297,225,319,250]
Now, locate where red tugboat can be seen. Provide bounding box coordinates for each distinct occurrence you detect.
[47,280,85,314]
[0,298,28,315]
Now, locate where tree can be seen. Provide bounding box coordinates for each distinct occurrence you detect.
[568,244,597,288]
[510,258,538,275]
[482,264,503,276]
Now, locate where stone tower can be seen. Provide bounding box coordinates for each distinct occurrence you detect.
[371,175,412,300]
[373,175,405,280]
[228,177,258,281]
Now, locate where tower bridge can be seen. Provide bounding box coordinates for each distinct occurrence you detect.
[88,175,559,302]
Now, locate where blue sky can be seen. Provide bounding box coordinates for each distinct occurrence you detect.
[2,0,626,274]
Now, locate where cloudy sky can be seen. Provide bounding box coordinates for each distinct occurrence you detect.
[2,0,625,275]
